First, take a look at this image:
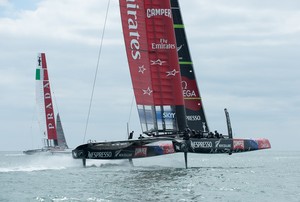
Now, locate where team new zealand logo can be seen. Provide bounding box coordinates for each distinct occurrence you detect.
[177,44,184,60]
[177,45,183,52]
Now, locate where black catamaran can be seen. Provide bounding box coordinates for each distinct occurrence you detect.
[23,53,70,155]
[72,0,271,168]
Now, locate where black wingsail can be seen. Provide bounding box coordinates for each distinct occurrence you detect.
[171,0,210,133]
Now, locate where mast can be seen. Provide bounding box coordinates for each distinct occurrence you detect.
[171,0,210,133]
[36,53,58,146]
[119,0,187,135]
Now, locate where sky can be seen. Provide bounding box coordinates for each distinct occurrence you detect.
[0,0,299,151]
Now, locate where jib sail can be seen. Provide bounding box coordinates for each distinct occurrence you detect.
[56,113,69,149]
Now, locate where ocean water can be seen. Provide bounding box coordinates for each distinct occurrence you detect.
[0,150,299,202]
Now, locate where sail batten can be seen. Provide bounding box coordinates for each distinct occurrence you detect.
[56,113,69,149]
[179,61,193,65]
[173,24,184,29]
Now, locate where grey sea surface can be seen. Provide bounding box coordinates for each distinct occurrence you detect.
[0,150,299,202]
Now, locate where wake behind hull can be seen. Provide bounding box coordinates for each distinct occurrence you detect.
[72,138,271,160]
[23,149,49,155]
[23,147,71,155]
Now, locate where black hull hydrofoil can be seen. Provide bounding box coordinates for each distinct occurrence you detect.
[72,136,271,167]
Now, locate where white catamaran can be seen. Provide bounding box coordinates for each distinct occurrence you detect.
[72,0,271,168]
[24,53,70,155]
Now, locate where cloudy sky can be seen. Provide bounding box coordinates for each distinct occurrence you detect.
[0,0,299,151]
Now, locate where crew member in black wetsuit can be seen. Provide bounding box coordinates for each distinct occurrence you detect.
[199,131,204,138]
[209,132,214,138]
[214,130,220,138]
[128,131,134,140]
[183,128,191,140]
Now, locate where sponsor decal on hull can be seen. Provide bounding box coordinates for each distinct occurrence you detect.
[257,139,271,149]
[159,143,175,154]
[233,139,245,150]
[215,139,232,149]
[115,150,133,158]
[246,140,258,150]
[88,151,112,159]
[191,141,213,149]
[134,147,147,157]
[190,139,232,153]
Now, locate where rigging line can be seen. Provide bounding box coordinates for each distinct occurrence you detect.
[126,95,135,138]
[83,0,111,144]
[49,67,60,115]
[29,104,37,148]
[52,91,60,115]
[127,95,135,125]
